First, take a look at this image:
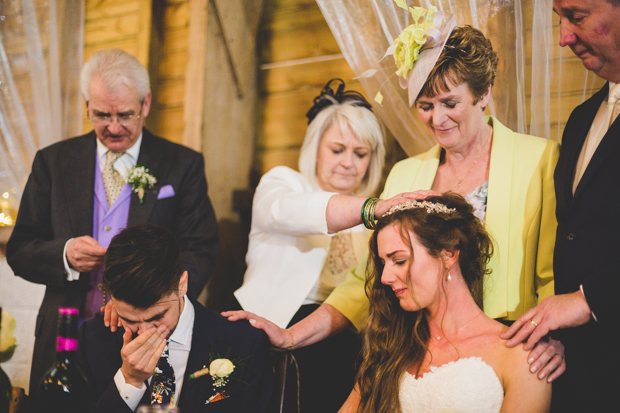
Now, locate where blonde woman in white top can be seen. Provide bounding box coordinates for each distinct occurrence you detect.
[235,79,386,412]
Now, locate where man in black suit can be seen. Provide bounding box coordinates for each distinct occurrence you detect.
[77,224,273,412]
[503,1,620,411]
[6,49,218,399]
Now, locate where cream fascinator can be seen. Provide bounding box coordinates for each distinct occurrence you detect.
[369,1,456,107]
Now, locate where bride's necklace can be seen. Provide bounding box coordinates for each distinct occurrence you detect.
[447,127,492,189]
[432,311,483,341]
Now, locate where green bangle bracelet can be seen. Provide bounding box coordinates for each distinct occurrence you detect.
[368,198,380,229]
[362,197,378,229]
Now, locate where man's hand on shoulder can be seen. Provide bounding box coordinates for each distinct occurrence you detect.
[66,236,107,272]
[120,325,169,388]
[502,291,592,350]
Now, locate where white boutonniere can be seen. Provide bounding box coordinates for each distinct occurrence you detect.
[189,358,236,386]
[189,346,249,404]
[127,165,157,204]
[190,358,236,404]
[209,358,235,387]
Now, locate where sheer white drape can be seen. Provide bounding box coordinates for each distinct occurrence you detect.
[0,0,83,392]
[315,0,604,155]
[0,0,83,203]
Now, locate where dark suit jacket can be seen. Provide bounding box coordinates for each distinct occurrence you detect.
[77,297,273,412]
[553,83,620,411]
[6,129,218,396]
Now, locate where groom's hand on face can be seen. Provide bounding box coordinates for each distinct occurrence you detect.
[120,324,169,388]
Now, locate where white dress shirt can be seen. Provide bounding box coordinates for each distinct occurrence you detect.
[63,134,143,280]
[114,295,194,410]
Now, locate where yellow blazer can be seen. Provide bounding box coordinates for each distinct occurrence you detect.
[325,116,559,330]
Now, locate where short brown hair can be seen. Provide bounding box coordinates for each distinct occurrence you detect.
[103,224,183,309]
[419,26,498,104]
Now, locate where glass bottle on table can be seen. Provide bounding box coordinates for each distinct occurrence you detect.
[0,307,13,413]
[36,308,89,413]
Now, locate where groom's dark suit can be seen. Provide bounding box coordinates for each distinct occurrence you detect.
[77,296,274,412]
[553,82,620,411]
[6,128,218,395]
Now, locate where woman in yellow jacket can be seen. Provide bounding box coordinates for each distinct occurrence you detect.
[225,24,563,382]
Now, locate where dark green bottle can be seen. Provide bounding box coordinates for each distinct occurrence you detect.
[36,308,88,413]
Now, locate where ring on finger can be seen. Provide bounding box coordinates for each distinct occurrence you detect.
[530,319,539,327]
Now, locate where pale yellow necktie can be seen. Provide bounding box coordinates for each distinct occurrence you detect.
[103,151,124,207]
[573,83,620,193]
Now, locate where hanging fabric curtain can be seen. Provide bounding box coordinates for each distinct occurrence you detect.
[315,0,604,156]
[0,0,83,207]
[0,0,84,393]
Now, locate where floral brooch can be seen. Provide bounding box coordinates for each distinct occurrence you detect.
[189,358,236,387]
[189,346,249,404]
[127,165,157,204]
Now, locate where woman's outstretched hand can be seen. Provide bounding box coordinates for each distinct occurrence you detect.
[222,310,292,349]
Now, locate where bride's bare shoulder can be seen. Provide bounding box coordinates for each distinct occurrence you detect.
[486,327,551,413]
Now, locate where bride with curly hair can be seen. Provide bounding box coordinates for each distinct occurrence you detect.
[340,193,550,413]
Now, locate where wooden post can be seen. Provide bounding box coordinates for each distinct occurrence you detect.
[182,0,208,152]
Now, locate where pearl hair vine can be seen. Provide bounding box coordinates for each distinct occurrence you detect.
[382,200,456,218]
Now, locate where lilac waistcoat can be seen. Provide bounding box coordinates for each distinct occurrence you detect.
[83,155,132,321]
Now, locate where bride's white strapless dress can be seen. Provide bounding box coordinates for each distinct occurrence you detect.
[399,357,504,413]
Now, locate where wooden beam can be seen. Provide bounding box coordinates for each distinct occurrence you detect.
[212,0,259,97]
[183,0,207,151]
[136,0,152,67]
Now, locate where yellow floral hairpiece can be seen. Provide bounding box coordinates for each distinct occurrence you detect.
[392,5,438,81]
[358,1,455,107]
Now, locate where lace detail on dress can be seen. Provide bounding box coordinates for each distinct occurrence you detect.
[305,231,358,303]
[464,180,488,222]
[399,357,503,413]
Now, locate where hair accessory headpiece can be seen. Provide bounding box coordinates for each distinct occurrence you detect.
[361,2,456,107]
[382,200,456,218]
[389,3,455,107]
[305,78,373,124]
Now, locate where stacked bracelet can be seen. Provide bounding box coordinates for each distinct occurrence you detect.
[362,197,380,229]
[287,329,295,351]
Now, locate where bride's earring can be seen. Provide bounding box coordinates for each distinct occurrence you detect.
[447,270,452,281]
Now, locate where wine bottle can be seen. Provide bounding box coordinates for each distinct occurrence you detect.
[36,308,89,413]
[0,308,12,413]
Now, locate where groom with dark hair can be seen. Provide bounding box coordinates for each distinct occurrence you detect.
[77,224,273,412]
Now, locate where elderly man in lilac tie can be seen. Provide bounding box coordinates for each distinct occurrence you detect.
[6,49,218,401]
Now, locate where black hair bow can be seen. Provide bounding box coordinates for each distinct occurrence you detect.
[305,78,373,125]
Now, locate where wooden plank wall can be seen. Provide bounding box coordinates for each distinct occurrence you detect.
[149,0,189,144]
[257,0,407,193]
[82,0,188,145]
[258,0,355,175]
